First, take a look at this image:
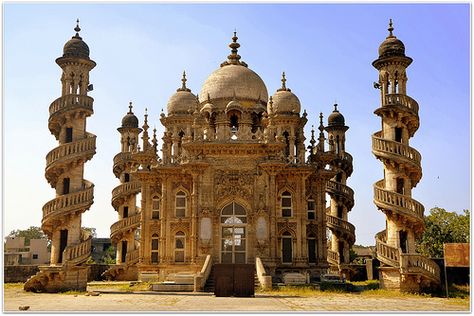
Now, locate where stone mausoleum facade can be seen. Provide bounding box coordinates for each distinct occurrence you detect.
[24,19,440,293]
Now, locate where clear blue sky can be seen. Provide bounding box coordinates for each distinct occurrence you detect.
[4,3,470,246]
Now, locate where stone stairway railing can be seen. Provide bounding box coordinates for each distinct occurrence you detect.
[400,253,440,282]
[42,181,94,235]
[125,248,139,266]
[111,181,141,209]
[326,214,355,242]
[384,94,419,115]
[46,133,96,170]
[63,236,92,266]
[372,131,421,174]
[194,255,213,292]
[327,249,339,266]
[113,152,134,177]
[375,230,400,267]
[110,213,141,242]
[49,94,94,117]
[256,257,272,290]
[373,179,424,223]
[326,180,355,209]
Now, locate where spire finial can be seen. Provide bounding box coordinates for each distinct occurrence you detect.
[74,18,81,33]
[334,103,338,112]
[388,18,394,37]
[319,112,325,131]
[227,31,241,64]
[182,70,187,89]
[128,101,133,114]
[281,71,287,90]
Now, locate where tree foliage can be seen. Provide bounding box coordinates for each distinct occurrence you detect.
[82,227,97,239]
[7,226,47,245]
[417,207,470,258]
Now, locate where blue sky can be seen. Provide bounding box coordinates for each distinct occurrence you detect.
[4,3,470,246]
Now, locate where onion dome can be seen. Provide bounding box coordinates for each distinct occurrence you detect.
[327,103,345,127]
[199,32,268,104]
[378,19,406,58]
[62,19,90,59]
[121,102,139,128]
[270,72,301,114]
[167,71,199,115]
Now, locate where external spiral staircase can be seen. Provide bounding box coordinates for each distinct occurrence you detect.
[24,93,96,292]
[372,94,440,286]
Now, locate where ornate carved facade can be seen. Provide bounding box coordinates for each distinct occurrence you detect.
[107,32,355,282]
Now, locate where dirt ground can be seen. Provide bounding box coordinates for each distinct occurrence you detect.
[3,286,470,312]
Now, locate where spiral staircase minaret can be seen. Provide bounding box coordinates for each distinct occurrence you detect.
[324,104,355,274]
[372,20,440,291]
[103,103,142,280]
[24,20,96,292]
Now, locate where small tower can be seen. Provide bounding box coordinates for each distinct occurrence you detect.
[25,20,97,292]
[325,104,355,274]
[372,20,439,291]
[105,103,142,280]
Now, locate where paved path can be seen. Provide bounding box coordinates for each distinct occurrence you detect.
[3,288,469,312]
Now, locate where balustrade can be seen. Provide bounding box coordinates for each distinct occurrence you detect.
[373,181,424,221]
[43,184,94,220]
[384,94,419,115]
[372,132,421,168]
[46,134,96,168]
[110,213,141,237]
[49,94,94,117]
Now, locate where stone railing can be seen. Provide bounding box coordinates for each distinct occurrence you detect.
[111,181,141,204]
[110,213,141,240]
[49,94,94,117]
[326,180,354,206]
[256,257,272,290]
[42,182,94,224]
[326,214,355,240]
[63,236,92,265]
[384,94,419,115]
[327,249,339,266]
[125,249,139,265]
[112,152,134,177]
[375,231,400,267]
[373,180,424,222]
[46,133,96,169]
[194,254,212,292]
[400,253,440,282]
[372,131,421,169]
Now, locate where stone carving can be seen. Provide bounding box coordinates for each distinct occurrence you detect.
[214,170,254,200]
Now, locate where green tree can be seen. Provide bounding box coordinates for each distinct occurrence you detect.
[82,227,97,239]
[7,226,47,246]
[417,208,470,258]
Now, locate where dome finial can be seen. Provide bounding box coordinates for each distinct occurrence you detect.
[334,103,338,112]
[388,18,394,37]
[281,71,286,90]
[128,101,133,114]
[73,18,82,39]
[177,70,191,92]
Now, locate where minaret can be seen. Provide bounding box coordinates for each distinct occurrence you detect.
[25,20,96,292]
[325,104,355,273]
[372,20,439,291]
[106,103,142,280]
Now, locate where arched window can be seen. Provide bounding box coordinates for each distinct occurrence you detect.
[151,234,159,264]
[175,191,186,217]
[307,233,317,264]
[281,191,292,217]
[282,231,292,263]
[177,130,185,156]
[152,196,160,219]
[175,231,185,263]
[221,202,247,264]
[307,197,315,220]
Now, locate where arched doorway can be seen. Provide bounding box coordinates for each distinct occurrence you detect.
[220,202,247,264]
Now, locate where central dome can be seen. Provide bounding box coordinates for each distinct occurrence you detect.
[199,32,268,104]
[199,64,268,104]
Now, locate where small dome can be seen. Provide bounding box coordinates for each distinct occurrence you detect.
[269,73,300,114]
[167,71,198,115]
[63,22,90,59]
[327,104,345,127]
[378,19,406,59]
[121,103,139,128]
[167,90,198,115]
[225,99,243,113]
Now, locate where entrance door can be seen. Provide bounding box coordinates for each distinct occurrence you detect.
[59,229,68,263]
[220,202,247,264]
[282,232,292,263]
[399,231,408,253]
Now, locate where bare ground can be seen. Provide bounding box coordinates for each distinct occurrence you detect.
[3,286,470,312]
